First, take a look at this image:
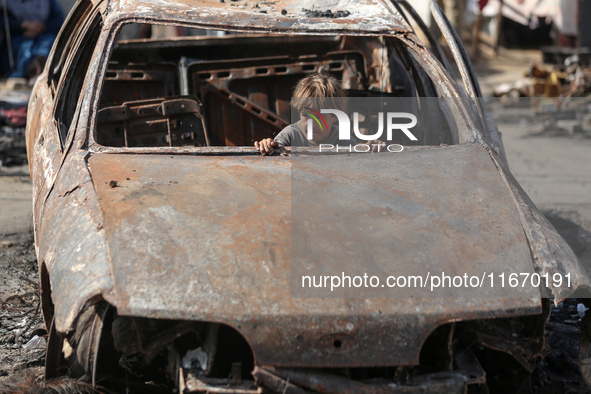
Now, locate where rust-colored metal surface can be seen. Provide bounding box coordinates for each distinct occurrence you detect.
[254,362,484,393]
[289,144,538,299]
[38,150,116,333]
[429,2,485,131]
[86,143,540,368]
[487,147,591,301]
[110,0,410,35]
[100,62,179,106]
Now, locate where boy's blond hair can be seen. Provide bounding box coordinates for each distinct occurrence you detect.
[291,65,346,112]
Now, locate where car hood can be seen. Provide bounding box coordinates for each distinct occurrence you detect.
[87,144,541,367]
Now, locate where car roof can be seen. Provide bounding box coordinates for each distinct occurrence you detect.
[106,0,412,35]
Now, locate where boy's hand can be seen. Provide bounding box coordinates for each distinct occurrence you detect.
[255,138,279,155]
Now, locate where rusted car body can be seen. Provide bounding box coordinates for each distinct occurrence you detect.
[25,0,591,392]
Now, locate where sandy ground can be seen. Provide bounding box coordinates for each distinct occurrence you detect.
[473,48,543,97]
[474,50,591,275]
[0,49,590,392]
[0,167,33,235]
[499,111,591,272]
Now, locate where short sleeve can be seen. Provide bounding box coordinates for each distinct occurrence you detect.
[273,125,295,147]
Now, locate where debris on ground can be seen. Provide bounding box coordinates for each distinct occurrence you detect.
[535,298,588,394]
[494,64,565,97]
[493,55,591,99]
[487,95,591,139]
[0,107,27,128]
[0,82,29,168]
[567,66,591,97]
[0,373,102,394]
[541,46,591,68]
[0,132,27,168]
[22,335,46,354]
[0,232,44,388]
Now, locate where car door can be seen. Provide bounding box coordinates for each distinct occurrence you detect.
[30,0,103,238]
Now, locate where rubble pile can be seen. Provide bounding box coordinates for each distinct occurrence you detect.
[567,66,591,97]
[494,57,591,98]
[491,55,591,139]
[0,84,29,169]
[0,233,45,386]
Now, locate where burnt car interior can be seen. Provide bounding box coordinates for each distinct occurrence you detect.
[95,24,458,149]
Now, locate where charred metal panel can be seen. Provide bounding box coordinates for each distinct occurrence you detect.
[196,84,289,146]
[109,35,346,64]
[111,0,410,35]
[100,62,179,107]
[430,2,485,131]
[30,84,62,242]
[487,148,591,301]
[86,144,540,367]
[289,145,536,300]
[25,88,44,174]
[254,364,484,393]
[97,96,209,147]
[38,150,115,333]
[395,34,480,144]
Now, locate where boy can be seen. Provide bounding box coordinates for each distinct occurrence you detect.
[254,65,358,155]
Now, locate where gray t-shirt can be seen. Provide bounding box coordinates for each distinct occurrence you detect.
[274,122,357,147]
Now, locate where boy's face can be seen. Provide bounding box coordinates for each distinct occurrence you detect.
[299,111,337,143]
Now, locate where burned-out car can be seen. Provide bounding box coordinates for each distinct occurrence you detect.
[26,0,591,392]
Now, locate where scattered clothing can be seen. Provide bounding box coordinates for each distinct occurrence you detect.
[0,106,27,127]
